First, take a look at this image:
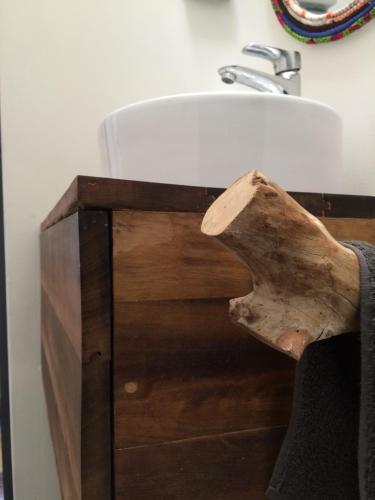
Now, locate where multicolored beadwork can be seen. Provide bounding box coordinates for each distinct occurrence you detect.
[283,0,370,26]
[271,0,375,43]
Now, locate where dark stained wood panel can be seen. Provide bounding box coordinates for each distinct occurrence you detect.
[114,299,294,448]
[115,426,286,500]
[41,215,81,359]
[42,291,81,493]
[113,213,375,305]
[323,193,375,218]
[81,354,112,498]
[112,208,295,496]
[41,211,112,500]
[112,212,372,451]
[41,176,217,230]
[321,217,375,244]
[42,347,81,500]
[79,211,112,363]
[78,212,112,499]
[112,211,251,302]
[41,175,375,231]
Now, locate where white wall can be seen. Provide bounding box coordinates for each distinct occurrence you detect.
[0,1,374,498]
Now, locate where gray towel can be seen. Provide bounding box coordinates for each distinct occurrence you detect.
[267,241,375,500]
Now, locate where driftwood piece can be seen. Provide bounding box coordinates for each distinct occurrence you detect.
[201,170,360,359]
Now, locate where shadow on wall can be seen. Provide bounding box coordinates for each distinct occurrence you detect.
[184,0,237,41]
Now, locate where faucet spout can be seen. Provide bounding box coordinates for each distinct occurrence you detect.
[218,66,287,95]
[218,65,300,96]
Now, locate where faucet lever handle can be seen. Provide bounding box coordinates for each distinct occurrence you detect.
[242,43,301,75]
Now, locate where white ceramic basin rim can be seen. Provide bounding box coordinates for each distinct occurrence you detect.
[100,91,342,193]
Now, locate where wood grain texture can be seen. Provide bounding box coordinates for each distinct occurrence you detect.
[41,211,112,500]
[112,211,251,302]
[112,208,295,497]
[112,209,375,492]
[112,212,375,304]
[115,426,286,500]
[42,292,81,498]
[323,193,375,219]
[41,176,217,230]
[41,175,375,231]
[41,213,81,359]
[322,217,375,244]
[114,299,295,448]
[42,346,80,499]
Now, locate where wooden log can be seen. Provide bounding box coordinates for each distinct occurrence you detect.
[201,170,360,360]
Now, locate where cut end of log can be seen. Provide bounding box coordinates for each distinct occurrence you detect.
[201,170,270,236]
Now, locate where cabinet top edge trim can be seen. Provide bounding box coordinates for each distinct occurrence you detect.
[41,175,375,231]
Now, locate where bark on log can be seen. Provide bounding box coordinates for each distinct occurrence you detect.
[201,170,360,359]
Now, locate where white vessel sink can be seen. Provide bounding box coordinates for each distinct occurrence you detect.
[100,92,342,193]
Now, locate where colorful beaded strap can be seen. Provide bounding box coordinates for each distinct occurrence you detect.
[272,0,375,43]
[283,0,370,26]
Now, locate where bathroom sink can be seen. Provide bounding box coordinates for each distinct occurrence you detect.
[100,92,342,193]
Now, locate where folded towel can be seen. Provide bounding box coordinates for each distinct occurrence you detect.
[267,241,375,500]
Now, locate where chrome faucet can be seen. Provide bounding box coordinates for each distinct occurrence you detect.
[219,43,301,96]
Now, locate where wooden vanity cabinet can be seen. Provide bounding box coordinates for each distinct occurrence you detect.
[40,176,375,500]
